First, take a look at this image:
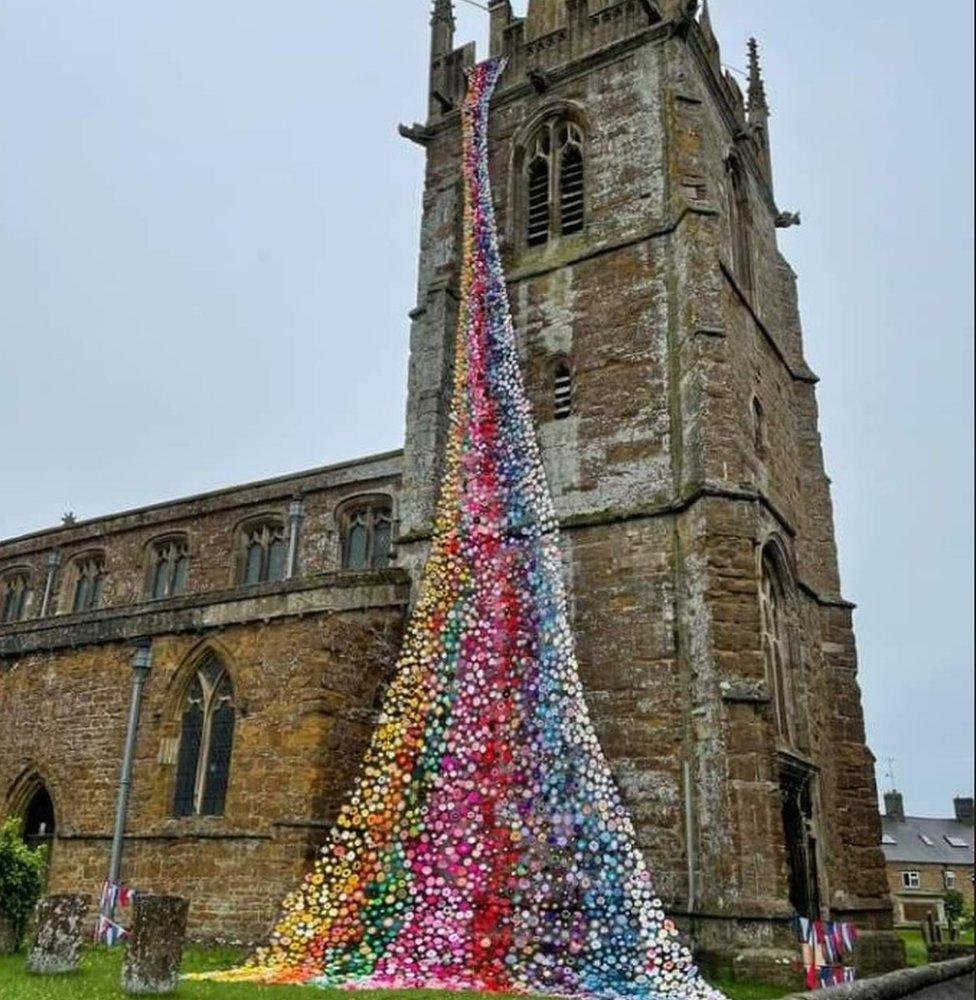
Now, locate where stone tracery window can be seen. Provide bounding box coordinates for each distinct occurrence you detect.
[66,553,105,614]
[340,499,393,571]
[523,117,585,247]
[146,536,190,600]
[1,572,30,623]
[238,519,287,586]
[760,545,797,744]
[173,654,235,817]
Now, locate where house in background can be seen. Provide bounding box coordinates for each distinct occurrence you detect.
[881,792,974,926]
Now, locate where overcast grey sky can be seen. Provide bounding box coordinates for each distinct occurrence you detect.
[1,2,972,816]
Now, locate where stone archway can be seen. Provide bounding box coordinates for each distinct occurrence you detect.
[7,771,58,885]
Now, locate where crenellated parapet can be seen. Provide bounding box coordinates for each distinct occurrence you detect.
[494,0,663,87]
[428,0,672,121]
[426,0,774,213]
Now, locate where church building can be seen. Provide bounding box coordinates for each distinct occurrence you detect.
[0,0,903,978]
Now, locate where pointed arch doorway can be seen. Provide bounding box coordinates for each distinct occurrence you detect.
[9,774,57,885]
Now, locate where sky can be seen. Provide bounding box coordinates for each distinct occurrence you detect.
[1,2,972,817]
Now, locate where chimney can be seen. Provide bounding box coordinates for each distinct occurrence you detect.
[953,797,974,825]
[884,791,905,822]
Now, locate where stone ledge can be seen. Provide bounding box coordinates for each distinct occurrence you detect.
[782,956,974,1000]
[0,570,410,658]
[58,830,274,842]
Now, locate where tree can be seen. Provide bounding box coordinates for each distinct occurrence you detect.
[0,818,46,949]
[944,888,965,923]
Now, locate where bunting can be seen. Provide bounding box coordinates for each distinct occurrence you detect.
[794,917,858,988]
[94,880,137,946]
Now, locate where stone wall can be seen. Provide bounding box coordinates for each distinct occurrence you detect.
[0,455,408,942]
[1,606,406,941]
[401,0,898,976]
[0,451,401,621]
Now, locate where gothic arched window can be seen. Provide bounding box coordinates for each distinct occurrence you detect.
[727,155,754,294]
[760,546,797,743]
[553,358,573,420]
[237,519,287,586]
[522,117,586,247]
[66,553,105,614]
[146,536,190,600]
[1,571,30,623]
[172,655,235,817]
[341,499,393,571]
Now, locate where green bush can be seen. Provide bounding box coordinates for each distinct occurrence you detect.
[944,888,965,923]
[0,818,46,947]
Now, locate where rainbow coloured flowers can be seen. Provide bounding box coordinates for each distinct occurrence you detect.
[195,59,724,1000]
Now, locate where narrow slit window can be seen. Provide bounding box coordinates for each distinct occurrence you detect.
[554,361,573,420]
[752,396,767,457]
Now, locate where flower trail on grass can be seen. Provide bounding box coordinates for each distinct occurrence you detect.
[190,59,724,1000]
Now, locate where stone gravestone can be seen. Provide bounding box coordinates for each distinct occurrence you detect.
[121,894,189,995]
[26,893,92,973]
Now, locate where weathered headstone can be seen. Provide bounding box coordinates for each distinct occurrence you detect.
[26,893,91,973]
[121,894,189,995]
[0,913,19,955]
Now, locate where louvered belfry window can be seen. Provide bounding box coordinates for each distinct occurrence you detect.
[524,118,585,247]
[527,151,551,247]
[173,655,235,817]
[554,360,573,420]
[558,124,584,235]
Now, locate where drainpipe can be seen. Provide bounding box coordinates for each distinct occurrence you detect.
[101,639,153,933]
[684,759,697,914]
[39,550,61,617]
[286,498,304,580]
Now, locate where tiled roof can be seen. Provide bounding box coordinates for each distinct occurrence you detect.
[880,815,975,865]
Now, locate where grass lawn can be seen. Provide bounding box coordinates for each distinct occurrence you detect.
[0,945,790,1000]
[898,928,976,968]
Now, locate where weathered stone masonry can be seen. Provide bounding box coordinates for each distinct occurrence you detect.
[1,0,901,978]
[1,454,407,940]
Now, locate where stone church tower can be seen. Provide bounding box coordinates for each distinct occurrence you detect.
[399,0,902,976]
[0,0,904,977]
